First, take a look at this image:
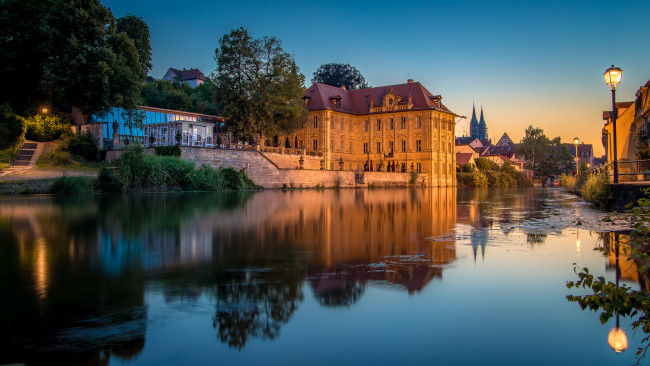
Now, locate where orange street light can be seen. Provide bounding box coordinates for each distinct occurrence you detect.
[573,137,579,176]
[604,65,623,183]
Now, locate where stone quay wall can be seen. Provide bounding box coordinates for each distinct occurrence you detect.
[105,147,435,189]
[262,152,322,170]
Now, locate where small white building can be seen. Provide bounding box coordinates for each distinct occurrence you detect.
[161,68,207,88]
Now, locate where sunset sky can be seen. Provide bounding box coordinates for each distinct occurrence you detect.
[105,0,650,155]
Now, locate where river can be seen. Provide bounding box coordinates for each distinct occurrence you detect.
[0,188,643,365]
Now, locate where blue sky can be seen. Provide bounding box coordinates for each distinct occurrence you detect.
[105,0,650,154]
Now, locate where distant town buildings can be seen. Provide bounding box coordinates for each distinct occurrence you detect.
[162,67,207,88]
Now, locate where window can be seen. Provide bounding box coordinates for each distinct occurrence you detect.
[434,117,438,129]
[448,120,452,131]
[448,142,452,152]
[416,162,421,173]
[416,140,422,152]
[400,117,407,129]
[376,119,381,131]
[388,118,394,130]
[340,140,344,152]
[363,142,369,154]
[331,140,334,151]
[388,141,394,153]
[349,141,353,153]
[340,120,344,130]
[313,116,318,128]
[401,163,406,172]
[363,121,368,132]
[415,116,421,129]
[400,140,406,153]
[376,141,381,153]
[349,122,353,132]
[389,98,394,105]
[313,139,318,151]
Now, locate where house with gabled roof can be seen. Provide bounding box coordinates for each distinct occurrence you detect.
[274,79,458,186]
[162,67,207,88]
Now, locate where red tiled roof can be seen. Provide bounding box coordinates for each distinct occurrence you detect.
[304,82,455,116]
[168,68,206,81]
[486,144,520,157]
[456,152,474,165]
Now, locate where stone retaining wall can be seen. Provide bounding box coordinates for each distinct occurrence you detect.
[263,152,322,170]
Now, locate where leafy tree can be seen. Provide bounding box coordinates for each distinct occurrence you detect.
[0,0,53,114]
[517,125,573,182]
[517,125,549,172]
[0,104,25,144]
[43,0,145,118]
[311,63,369,90]
[140,79,218,115]
[214,27,308,142]
[116,14,152,75]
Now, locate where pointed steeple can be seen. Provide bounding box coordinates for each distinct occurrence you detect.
[479,105,486,126]
[470,102,478,124]
[469,102,479,139]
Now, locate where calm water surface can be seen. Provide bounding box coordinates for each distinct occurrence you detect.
[0,188,644,365]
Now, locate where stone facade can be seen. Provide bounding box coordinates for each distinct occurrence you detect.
[269,81,458,187]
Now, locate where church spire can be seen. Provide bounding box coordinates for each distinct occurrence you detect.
[479,105,486,126]
[469,102,479,139]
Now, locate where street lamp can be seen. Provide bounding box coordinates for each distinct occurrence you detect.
[604,65,623,183]
[573,137,579,176]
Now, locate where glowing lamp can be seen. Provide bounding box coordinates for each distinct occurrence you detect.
[41,108,48,114]
[604,65,623,91]
[608,326,628,353]
[573,137,579,146]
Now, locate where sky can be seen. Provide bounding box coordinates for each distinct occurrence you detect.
[104,0,650,155]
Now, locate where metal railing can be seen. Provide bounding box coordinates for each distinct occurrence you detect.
[588,160,650,183]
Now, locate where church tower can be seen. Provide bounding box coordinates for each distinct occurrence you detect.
[478,106,488,145]
[469,103,479,139]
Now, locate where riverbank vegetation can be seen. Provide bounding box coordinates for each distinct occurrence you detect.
[457,158,531,187]
[48,144,261,194]
[560,170,611,208]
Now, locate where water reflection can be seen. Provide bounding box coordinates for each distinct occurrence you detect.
[0,188,457,361]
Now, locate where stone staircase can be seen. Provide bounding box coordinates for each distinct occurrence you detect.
[13,142,38,166]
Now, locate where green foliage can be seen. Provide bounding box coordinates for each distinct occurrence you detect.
[50,151,73,166]
[0,104,25,144]
[214,27,308,142]
[409,170,418,184]
[117,144,147,190]
[311,63,369,89]
[116,14,152,75]
[517,125,574,180]
[580,170,611,208]
[97,167,123,193]
[49,175,94,194]
[220,167,244,190]
[475,158,499,171]
[636,130,650,160]
[190,164,223,191]
[22,114,72,141]
[67,130,98,161]
[155,145,181,157]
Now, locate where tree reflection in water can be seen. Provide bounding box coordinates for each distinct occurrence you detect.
[212,268,303,349]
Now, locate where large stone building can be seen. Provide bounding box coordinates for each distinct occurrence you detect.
[276,80,458,187]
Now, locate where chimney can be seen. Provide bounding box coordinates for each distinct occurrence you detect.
[407,79,414,83]
[340,84,346,90]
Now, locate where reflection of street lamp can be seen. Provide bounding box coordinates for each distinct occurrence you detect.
[604,65,623,183]
[573,137,579,175]
[575,230,580,253]
[608,233,628,353]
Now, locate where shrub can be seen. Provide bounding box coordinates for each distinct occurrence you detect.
[118,144,146,190]
[49,176,94,194]
[560,173,576,192]
[190,164,223,191]
[67,130,98,161]
[220,167,243,190]
[580,170,611,208]
[51,151,73,166]
[22,114,72,142]
[471,170,488,187]
[155,145,181,157]
[475,158,500,172]
[409,171,418,184]
[240,169,261,190]
[98,167,123,193]
[0,104,25,144]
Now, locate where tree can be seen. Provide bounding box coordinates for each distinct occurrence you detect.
[517,125,574,182]
[311,63,369,90]
[116,14,152,76]
[0,0,54,114]
[214,27,308,142]
[43,0,145,118]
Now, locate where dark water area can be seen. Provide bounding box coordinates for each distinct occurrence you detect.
[0,188,644,365]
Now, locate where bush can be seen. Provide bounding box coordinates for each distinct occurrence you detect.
[580,170,611,208]
[560,173,576,192]
[0,104,25,144]
[143,155,194,191]
[51,151,73,166]
[118,144,147,190]
[49,176,94,194]
[190,164,223,191]
[240,169,261,190]
[155,145,181,157]
[475,158,500,172]
[221,167,243,190]
[22,114,72,142]
[97,167,123,193]
[67,130,98,161]
[409,170,418,184]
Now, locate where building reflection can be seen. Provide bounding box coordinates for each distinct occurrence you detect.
[602,232,650,291]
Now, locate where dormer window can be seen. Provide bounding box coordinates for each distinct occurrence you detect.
[330,96,341,108]
[389,98,393,105]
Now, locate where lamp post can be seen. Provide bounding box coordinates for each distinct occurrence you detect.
[573,137,579,176]
[604,65,623,183]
